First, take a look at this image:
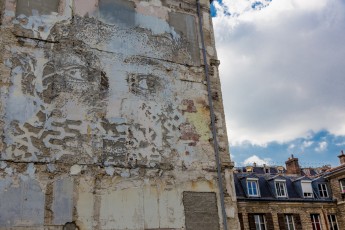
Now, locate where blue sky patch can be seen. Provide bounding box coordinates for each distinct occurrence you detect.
[211,0,230,17]
[231,130,345,167]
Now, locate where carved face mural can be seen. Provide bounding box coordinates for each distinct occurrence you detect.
[41,44,108,105]
[2,3,212,170]
[3,42,127,164]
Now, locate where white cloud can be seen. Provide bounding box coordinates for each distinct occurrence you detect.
[213,0,345,145]
[288,144,295,149]
[336,142,345,146]
[243,155,271,166]
[315,141,328,152]
[303,141,314,148]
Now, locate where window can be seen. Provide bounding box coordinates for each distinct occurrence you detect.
[277,166,284,174]
[318,184,328,198]
[246,166,253,172]
[254,214,266,230]
[328,215,339,230]
[285,215,295,230]
[303,168,311,176]
[340,179,345,193]
[247,179,260,197]
[275,180,287,197]
[301,181,314,198]
[311,214,322,230]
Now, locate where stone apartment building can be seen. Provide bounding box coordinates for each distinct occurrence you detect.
[0,0,239,229]
[234,153,345,230]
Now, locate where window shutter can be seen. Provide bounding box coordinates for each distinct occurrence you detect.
[301,181,313,193]
[293,214,302,230]
[266,213,275,230]
[248,213,256,230]
[277,213,286,230]
[238,213,244,230]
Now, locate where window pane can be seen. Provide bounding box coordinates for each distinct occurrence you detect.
[318,184,328,198]
[311,214,321,230]
[248,181,258,196]
[254,214,266,230]
[340,180,345,193]
[328,215,339,230]
[285,215,294,230]
[276,181,287,197]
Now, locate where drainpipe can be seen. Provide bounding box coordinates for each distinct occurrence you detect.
[196,1,229,229]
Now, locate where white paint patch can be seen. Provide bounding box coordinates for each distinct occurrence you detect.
[105,166,115,176]
[12,0,72,40]
[70,165,82,175]
[26,163,36,178]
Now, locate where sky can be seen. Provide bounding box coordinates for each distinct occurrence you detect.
[210,0,345,167]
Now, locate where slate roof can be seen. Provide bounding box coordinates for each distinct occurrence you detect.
[234,171,335,202]
[235,166,285,174]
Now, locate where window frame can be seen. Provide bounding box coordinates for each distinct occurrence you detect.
[247,178,260,197]
[310,214,322,230]
[339,179,345,194]
[285,214,295,230]
[254,214,267,230]
[275,179,288,197]
[327,214,339,230]
[301,181,314,198]
[317,183,328,198]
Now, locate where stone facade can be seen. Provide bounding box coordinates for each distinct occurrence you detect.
[234,156,345,230]
[0,0,238,229]
[324,160,345,229]
[237,201,338,230]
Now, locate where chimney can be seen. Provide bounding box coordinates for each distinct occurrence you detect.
[253,162,257,167]
[285,154,300,175]
[338,150,345,165]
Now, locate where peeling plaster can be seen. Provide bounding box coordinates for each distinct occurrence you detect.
[0,0,237,229]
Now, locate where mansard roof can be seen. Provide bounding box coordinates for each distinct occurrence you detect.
[234,172,335,202]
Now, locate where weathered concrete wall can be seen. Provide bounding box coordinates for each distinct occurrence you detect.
[0,0,238,229]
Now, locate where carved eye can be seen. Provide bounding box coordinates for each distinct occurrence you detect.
[64,67,87,82]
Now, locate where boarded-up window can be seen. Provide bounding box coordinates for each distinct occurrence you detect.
[16,0,59,16]
[168,12,200,65]
[98,0,135,27]
[183,192,219,230]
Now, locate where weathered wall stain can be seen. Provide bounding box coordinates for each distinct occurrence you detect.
[0,0,238,229]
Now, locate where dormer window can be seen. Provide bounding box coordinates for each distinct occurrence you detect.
[247,178,260,197]
[303,168,310,176]
[301,181,314,198]
[318,183,328,198]
[277,166,284,174]
[340,179,345,193]
[275,180,287,197]
[246,166,253,173]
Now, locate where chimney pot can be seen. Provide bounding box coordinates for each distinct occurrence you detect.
[338,150,345,165]
[285,155,300,175]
